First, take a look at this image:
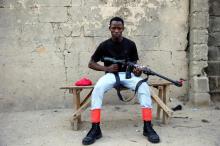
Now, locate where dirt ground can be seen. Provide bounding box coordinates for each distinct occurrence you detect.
[1,100,220,146]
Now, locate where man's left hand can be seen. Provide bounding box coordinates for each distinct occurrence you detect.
[133,67,142,77]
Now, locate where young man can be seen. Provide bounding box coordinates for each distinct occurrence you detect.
[82,17,160,145]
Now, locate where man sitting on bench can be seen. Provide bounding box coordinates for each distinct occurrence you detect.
[82,17,160,145]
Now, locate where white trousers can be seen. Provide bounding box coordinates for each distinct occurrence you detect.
[91,72,152,110]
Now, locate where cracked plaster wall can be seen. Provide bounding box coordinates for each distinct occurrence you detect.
[0,0,189,112]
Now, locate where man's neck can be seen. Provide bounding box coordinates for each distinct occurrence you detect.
[111,37,123,42]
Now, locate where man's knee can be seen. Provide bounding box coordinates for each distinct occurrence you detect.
[94,79,115,93]
[94,84,104,92]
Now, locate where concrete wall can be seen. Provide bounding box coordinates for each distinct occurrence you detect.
[208,0,220,101]
[0,0,189,112]
[188,0,210,106]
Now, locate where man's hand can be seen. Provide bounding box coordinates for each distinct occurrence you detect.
[106,64,119,73]
[133,67,142,77]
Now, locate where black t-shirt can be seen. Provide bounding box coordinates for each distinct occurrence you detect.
[91,37,139,72]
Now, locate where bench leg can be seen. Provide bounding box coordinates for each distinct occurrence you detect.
[71,89,93,130]
[76,90,81,123]
[151,88,173,124]
[162,85,168,124]
[71,89,81,130]
[156,86,163,120]
[71,98,91,130]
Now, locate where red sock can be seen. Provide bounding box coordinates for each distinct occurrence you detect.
[142,108,152,121]
[91,109,101,123]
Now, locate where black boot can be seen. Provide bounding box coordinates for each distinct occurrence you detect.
[82,123,102,145]
[143,121,160,143]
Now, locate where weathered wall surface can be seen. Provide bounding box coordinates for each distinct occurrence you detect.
[0,0,189,112]
[208,0,220,101]
[188,0,210,106]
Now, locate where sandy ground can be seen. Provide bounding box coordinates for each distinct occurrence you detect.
[1,101,220,146]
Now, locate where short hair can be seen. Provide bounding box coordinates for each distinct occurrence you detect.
[109,17,124,26]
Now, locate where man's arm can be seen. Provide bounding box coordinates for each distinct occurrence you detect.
[88,60,119,73]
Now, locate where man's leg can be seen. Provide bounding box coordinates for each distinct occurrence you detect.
[120,73,160,143]
[82,73,115,145]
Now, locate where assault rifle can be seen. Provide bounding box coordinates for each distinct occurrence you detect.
[103,57,183,87]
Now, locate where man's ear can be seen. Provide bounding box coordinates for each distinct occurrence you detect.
[122,26,125,31]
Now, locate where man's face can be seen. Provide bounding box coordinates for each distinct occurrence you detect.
[109,21,124,40]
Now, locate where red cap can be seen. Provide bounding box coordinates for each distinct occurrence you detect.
[74,77,93,86]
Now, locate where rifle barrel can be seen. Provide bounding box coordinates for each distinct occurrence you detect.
[148,70,182,87]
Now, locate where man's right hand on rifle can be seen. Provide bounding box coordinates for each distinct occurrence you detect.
[106,64,119,73]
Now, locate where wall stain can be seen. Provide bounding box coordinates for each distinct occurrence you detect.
[36,47,47,54]
[116,7,132,19]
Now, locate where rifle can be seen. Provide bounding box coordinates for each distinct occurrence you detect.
[103,57,183,87]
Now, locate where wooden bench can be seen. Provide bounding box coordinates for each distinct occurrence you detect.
[60,82,173,130]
